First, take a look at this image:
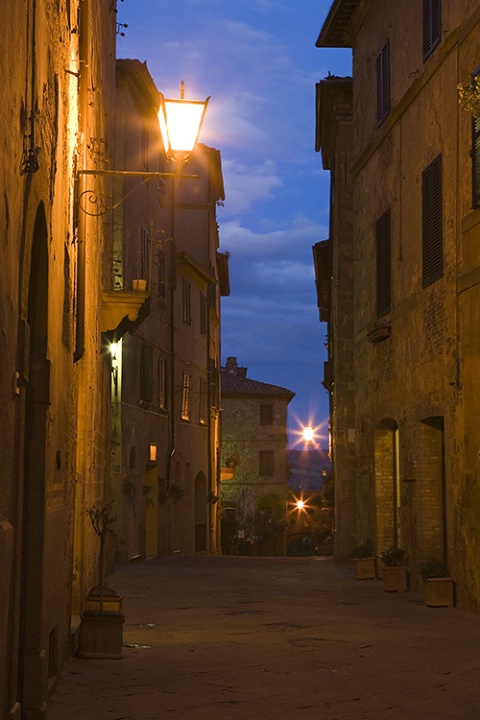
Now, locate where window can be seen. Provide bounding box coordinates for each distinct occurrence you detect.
[181,371,191,420]
[259,450,275,477]
[260,403,274,425]
[140,345,153,402]
[158,356,168,409]
[422,154,443,287]
[141,226,150,283]
[423,0,441,61]
[200,292,207,335]
[182,278,191,324]
[376,41,390,126]
[199,377,207,425]
[472,68,480,208]
[376,209,391,318]
[158,250,166,299]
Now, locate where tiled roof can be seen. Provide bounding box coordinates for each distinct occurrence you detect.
[221,370,294,400]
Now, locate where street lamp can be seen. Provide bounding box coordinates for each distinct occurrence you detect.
[76,81,209,217]
[303,426,315,443]
[158,81,210,163]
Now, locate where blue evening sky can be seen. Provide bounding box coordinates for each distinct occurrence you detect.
[116,0,352,447]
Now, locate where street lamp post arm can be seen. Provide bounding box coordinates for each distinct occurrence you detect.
[75,168,200,217]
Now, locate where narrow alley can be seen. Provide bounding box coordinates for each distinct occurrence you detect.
[48,555,480,720]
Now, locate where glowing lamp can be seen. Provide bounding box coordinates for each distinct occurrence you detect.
[303,426,314,443]
[158,81,210,161]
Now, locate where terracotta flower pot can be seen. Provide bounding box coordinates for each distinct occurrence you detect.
[382,566,408,592]
[354,557,377,580]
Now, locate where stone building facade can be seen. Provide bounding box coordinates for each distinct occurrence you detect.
[0,1,118,718]
[220,357,294,555]
[110,59,229,560]
[316,0,480,606]
[0,1,227,717]
[313,76,355,564]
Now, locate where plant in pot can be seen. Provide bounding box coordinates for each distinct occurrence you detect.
[352,544,377,580]
[418,558,455,608]
[77,500,125,659]
[379,546,409,592]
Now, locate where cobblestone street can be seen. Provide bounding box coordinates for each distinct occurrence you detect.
[48,556,480,720]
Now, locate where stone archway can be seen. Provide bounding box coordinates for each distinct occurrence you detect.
[19,203,50,716]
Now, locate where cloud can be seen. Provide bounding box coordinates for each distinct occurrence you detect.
[219,215,328,258]
[217,158,282,214]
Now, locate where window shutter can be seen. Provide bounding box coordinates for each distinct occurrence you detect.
[376,42,390,126]
[422,154,443,287]
[376,209,391,318]
[472,107,480,208]
[423,0,441,60]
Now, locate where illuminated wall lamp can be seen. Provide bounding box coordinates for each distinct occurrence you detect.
[75,82,209,217]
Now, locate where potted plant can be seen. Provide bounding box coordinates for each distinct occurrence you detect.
[77,501,125,659]
[380,546,409,592]
[352,544,377,580]
[418,558,455,607]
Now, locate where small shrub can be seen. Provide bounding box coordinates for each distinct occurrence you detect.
[352,543,374,559]
[418,557,448,580]
[380,546,408,567]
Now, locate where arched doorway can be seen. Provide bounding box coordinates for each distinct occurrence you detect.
[19,203,50,712]
[194,472,207,552]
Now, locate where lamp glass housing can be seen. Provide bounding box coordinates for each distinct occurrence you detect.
[158,95,210,158]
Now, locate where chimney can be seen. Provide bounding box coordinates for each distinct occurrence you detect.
[226,356,238,374]
[225,356,247,377]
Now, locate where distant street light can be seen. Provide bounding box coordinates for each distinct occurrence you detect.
[303,426,314,443]
[296,499,306,511]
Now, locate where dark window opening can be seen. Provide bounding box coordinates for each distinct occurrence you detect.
[260,403,274,425]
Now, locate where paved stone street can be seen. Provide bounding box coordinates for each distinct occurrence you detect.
[48,556,480,720]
